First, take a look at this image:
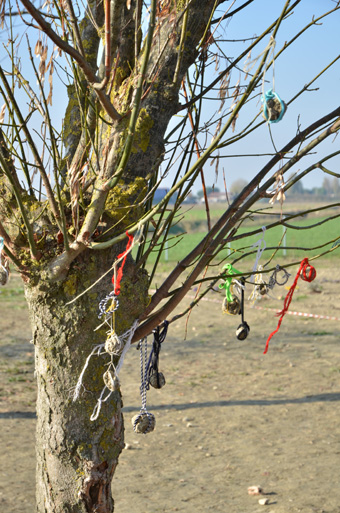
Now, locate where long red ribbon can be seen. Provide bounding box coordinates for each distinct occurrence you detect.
[112,231,134,295]
[263,258,316,354]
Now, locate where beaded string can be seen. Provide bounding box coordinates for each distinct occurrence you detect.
[264,258,316,354]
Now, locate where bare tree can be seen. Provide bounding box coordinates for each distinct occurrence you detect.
[0,0,340,511]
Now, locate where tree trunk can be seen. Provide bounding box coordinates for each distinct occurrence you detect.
[25,250,148,512]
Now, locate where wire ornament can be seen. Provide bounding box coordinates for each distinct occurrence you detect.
[268,264,291,289]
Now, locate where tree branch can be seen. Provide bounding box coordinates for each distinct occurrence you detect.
[19,0,120,121]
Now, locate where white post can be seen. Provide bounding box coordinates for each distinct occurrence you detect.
[164,238,169,261]
[282,221,287,257]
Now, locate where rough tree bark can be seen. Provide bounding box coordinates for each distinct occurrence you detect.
[24,248,149,512]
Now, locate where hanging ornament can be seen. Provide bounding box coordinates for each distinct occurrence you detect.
[235,278,250,341]
[219,263,243,315]
[97,231,135,360]
[262,89,286,123]
[258,34,286,124]
[268,264,290,290]
[248,265,268,303]
[147,321,168,389]
[72,230,141,422]
[264,258,316,354]
[132,337,156,434]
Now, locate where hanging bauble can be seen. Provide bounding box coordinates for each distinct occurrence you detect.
[222,295,241,315]
[262,89,286,123]
[132,411,156,434]
[105,332,123,355]
[236,322,250,341]
[103,369,117,391]
[149,370,166,389]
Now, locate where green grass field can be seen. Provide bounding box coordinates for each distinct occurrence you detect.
[143,202,340,269]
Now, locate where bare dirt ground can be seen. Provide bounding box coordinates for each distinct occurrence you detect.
[1,262,340,513]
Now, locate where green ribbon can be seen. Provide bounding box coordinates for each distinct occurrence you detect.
[219,263,242,302]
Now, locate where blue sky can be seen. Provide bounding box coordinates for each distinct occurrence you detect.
[164,0,340,193]
[1,0,339,195]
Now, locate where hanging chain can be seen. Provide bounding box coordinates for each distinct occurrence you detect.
[139,337,148,411]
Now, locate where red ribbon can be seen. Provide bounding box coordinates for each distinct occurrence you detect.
[263,258,316,354]
[112,231,134,296]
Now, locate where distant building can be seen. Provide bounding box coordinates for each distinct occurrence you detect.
[153,188,168,202]
[200,191,227,203]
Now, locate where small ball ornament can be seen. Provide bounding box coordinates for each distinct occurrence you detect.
[131,412,156,434]
[103,369,117,391]
[105,332,122,354]
[222,296,241,315]
[149,371,166,389]
[236,322,250,341]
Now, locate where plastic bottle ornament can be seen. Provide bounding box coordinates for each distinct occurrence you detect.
[262,89,286,123]
[222,295,241,315]
[149,370,166,389]
[236,322,250,341]
[132,411,156,434]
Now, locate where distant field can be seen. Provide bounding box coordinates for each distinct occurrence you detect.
[144,201,340,268]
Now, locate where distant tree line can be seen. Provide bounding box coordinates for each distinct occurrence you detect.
[192,176,340,202]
